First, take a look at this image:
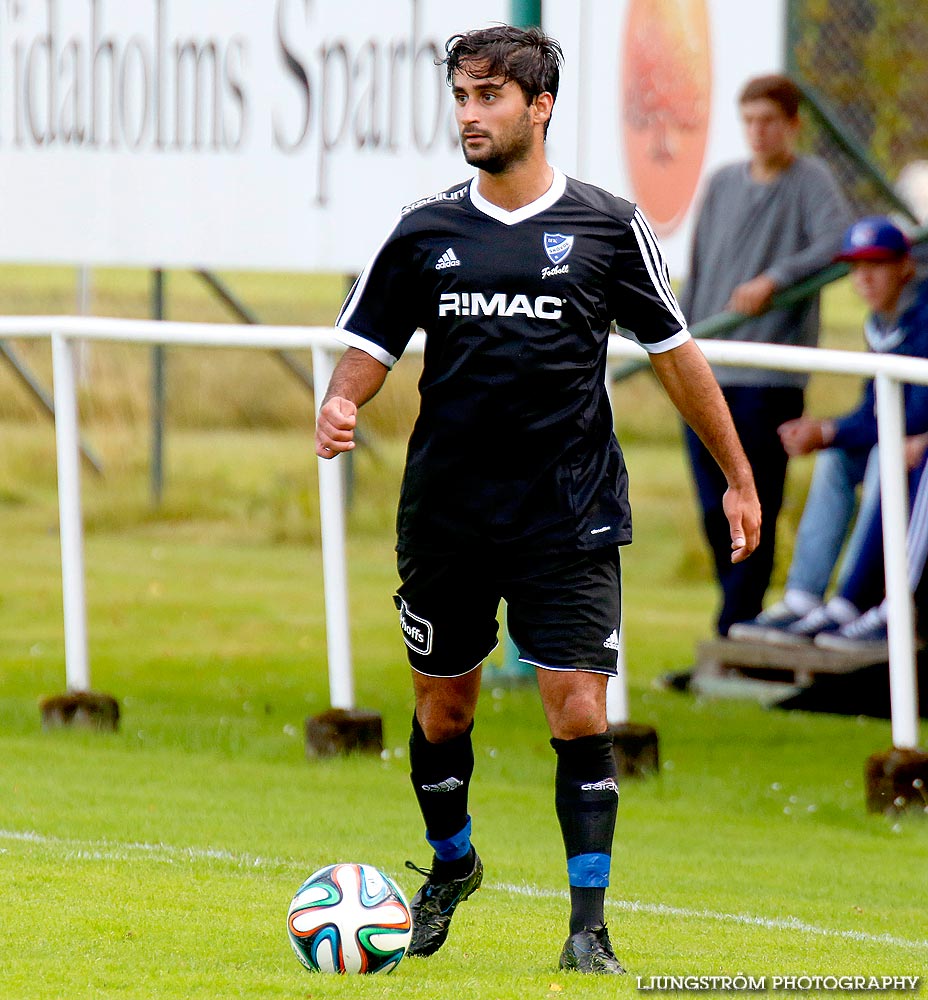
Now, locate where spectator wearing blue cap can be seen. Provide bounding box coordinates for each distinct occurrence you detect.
[730,215,928,644]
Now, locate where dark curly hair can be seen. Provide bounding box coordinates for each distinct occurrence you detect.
[443,25,564,135]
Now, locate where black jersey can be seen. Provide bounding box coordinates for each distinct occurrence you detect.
[336,169,690,555]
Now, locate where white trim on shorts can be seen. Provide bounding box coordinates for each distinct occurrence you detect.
[518,656,616,677]
[409,641,500,680]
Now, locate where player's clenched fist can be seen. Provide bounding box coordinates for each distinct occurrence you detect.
[315,396,357,458]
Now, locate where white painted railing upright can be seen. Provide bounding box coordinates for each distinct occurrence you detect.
[875,374,920,749]
[311,344,355,711]
[50,333,91,693]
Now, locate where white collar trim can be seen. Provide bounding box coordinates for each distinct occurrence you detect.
[469,167,566,225]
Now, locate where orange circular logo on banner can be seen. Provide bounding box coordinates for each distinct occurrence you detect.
[622,0,712,236]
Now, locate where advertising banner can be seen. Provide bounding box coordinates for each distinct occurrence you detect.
[0,0,505,270]
[0,0,783,273]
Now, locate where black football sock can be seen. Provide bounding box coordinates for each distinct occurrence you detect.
[551,731,618,935]
[409,713,475,879]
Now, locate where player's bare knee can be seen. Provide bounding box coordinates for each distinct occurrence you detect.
[546,690,606,740]
[412,667,481,742]
[551,712,607,741]
[539,670,607,737]
[414,697,474,743]
[416,710,473,743]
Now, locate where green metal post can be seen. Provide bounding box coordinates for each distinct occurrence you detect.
[151,271,166,507]
[784,0,798,80]
[510,0,541,27]
[0,341,103,476]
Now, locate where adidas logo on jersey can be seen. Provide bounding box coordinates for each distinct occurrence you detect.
[435,247,461,270]
[603,629,621,651]
[438,291,564,320]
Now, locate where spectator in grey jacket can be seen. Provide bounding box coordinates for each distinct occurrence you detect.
[679,74,851,636]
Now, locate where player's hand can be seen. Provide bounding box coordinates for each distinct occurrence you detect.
[778,417,832,456]
[315,396,358,458]
[726,275,776,316]
[723,484,761,564]
[905,433,928,470]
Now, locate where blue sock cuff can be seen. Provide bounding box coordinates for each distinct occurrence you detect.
[567,852,611,888]
[426,816,472,861]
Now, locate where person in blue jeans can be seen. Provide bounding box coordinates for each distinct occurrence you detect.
[816,437,928,654]
[730,216,928,644]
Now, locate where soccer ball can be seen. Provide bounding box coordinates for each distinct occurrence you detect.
[286,863,412,974]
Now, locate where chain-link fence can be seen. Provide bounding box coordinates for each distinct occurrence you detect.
[788,0,928,222]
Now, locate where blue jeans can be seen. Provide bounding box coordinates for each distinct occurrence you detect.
[836,450,927,611]
[785,446,874,599]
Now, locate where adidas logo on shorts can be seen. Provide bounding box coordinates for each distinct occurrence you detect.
[602,629,621,651]
[435,247,461,270]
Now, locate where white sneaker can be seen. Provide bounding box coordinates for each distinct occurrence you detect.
[728,601,812,643]
[814,606,889,655]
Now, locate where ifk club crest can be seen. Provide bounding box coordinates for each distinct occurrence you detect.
[543,232,574,264]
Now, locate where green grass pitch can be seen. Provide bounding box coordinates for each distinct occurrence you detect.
[1,421,926,999]
[0,268,924,996]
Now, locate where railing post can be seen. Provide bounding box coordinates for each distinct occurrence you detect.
[50,333,90,692]
[874,374,920,750]
[311,343,355,710]
[606,621,629,724]
[151,270,166,506]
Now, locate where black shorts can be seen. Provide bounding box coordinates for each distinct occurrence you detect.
[394,547,622,678]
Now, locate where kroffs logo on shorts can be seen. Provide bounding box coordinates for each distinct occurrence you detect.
[394,596,433,656]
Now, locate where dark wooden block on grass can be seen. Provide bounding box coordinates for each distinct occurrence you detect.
[40,691,120,732]
[305,708,384,759]
[865,747,928,815]
[610,721,659,778]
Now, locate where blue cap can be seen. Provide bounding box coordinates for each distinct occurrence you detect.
[836,216,910,262]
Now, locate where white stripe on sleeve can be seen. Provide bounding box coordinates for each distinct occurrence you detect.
[335,212,403,331]
[630,210,688,330]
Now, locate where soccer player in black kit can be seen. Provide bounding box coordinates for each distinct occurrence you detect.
[315,26,760,974]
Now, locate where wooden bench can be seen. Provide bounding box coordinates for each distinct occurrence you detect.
[692,638,884,701]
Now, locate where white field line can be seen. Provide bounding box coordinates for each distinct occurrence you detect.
[3,828,926,953]
[498,882,928,954]
[0,828,274,869]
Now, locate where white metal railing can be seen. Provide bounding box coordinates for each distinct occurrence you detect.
[2,316,924,750]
